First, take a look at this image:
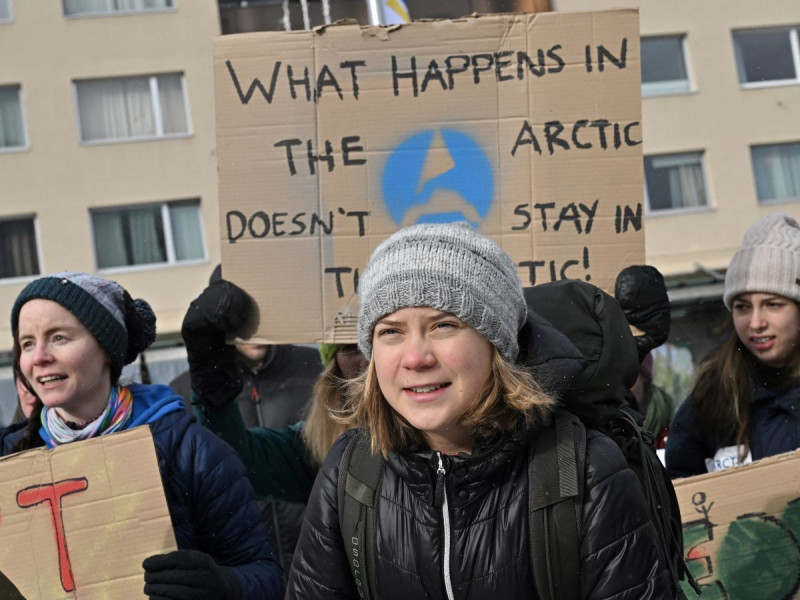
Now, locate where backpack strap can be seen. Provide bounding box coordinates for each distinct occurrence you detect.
[338,430,384,600]
[529,409,586,600]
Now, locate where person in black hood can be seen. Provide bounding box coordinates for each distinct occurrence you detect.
[170,265,322,580]
[614,264,676,447]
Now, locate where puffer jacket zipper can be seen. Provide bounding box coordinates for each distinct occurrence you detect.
[436,452,455,600]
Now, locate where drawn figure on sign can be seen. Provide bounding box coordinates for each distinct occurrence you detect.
[381,129,493,227]
[681,493,800,600]
[681,492,727,600]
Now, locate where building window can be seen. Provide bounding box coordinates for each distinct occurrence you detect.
[91,199,205,270]
[733,27,800,86]
[752,142,800,203]
[644,152,708,212]
[641,35,690,96]
[0,216,40,279]
[0,85,26,149]
[75,73,189,143]
[0,0,12,22]
[63,0,173,16]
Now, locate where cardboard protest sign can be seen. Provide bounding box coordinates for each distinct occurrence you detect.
[214,9,644,343]
[674,450,800,599]
[0,427,176,599]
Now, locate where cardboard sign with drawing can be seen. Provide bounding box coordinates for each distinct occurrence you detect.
[0,427,176,600]
[213,9,645,344]
[674,450,800,599]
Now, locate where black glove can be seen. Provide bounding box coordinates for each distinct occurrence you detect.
[143,549,241,600]
[614,265,671,361]
[182,280,252,407]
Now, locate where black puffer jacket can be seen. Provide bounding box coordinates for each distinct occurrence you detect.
[666,366,800,478]
[287,422,672,599]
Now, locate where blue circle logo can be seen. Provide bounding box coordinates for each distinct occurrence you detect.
[381,129,494,227]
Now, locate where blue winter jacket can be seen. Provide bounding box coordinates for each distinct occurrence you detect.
[1,383,283,600]
[666,379,800,479]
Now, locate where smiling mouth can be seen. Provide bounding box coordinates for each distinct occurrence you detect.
[406,383,450,393]
[38,375,66,384]
[751,337,774,344]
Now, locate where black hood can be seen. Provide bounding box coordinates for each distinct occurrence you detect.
[517,308,587,401]
[523,280,639,429]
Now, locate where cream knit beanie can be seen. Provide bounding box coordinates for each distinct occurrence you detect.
[358,222,526,361]
[723,213,800,309]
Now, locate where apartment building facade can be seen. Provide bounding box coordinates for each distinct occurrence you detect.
[551,0,800,369]
[0,1,221,411]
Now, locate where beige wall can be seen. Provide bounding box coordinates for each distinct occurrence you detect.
[0,1,221,353]
[554,0,800,278]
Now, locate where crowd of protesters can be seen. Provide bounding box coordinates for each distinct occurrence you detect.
[2,212,800,598]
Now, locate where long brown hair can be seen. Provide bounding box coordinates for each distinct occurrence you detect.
[690,313,800,457]
[342,348,554,457]
[301,359,352,467]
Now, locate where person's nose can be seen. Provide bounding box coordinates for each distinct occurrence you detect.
[749,307,767,331]
[31,340,53,366]
[400,335,436,370]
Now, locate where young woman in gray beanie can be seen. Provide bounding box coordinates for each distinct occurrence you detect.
[286,222,673,600]
[4,272,282,600]
[667,213,800,479]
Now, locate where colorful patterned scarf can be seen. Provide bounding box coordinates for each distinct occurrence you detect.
[41,385,134,446]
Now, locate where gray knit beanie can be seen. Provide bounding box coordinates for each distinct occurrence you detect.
[11,272,156,383]
[358,222,526,361]
[724,213,800,309]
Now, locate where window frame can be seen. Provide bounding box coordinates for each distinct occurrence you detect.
[73,72,192,145]
[751,141,800,205]
[63,0,175,18]
[0,0,13,23]
[733,26,800,89]
[643,150,711,215]
[641,34,693,98]
[90,199,207,273]
[0,214,43,283]
[0,84,29,153]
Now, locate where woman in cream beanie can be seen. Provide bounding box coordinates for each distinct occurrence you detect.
[666,213,800,478]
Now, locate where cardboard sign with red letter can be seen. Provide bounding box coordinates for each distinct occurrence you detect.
[0,427,176,599]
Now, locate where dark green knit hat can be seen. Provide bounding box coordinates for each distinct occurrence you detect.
[11,272,156,382]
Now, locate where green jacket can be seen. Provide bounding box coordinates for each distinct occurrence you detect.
[195,399,317,504]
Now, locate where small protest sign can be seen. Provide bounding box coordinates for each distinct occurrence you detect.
[674,450,800,599]
[0,427,176,599]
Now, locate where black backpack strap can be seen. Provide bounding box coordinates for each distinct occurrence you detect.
[337,430,384,600]
[615,409,698,597]
[529,409,586,600]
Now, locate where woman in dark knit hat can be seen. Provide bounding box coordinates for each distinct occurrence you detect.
[667,213,800,478]
[287,223,672,600]
[4,272,282,600]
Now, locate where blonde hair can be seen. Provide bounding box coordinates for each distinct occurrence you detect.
[301,360,352,467]
[343,348,554,456]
